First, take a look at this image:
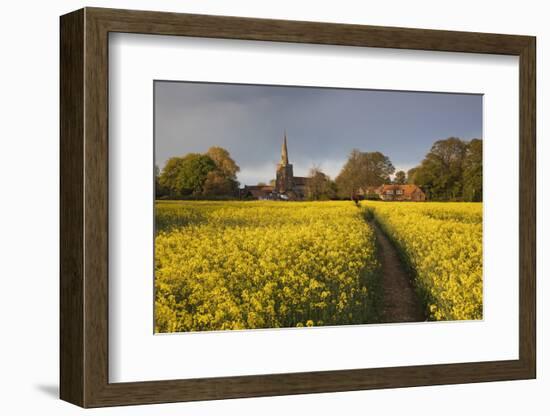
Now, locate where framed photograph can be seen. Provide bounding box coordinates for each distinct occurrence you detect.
[60,7,536,408]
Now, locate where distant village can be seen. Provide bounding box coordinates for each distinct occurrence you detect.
[156,132,482,202]
[241,133,426,202]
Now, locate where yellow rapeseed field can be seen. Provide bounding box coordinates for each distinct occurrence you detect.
[155,200,483,332]
[155,201,379,332]
[363,201,482,321]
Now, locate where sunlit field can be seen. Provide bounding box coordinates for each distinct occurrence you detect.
[363,201,483,321]
[155,200,483,333]
[155,201,379,333]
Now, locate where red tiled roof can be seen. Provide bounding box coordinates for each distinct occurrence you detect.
[379,184,424,197]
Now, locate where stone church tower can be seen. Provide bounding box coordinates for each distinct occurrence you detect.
[275,132,294,194]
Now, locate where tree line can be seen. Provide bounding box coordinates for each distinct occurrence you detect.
[316,137,482,201]
[324,137,483,201]
[156,137,482,202]
[408,137,482,201]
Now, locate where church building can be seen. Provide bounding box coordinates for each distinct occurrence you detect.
[241,132,310,200]
[274,132,309,199]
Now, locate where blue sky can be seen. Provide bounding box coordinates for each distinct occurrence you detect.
[155,81,482,185]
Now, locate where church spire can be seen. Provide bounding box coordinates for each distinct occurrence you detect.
[281,131,289,165]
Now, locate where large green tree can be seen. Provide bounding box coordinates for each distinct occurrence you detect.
[158,147,240,198]
[408,137,483,201]
[335,150,395,199]
[206,147,240,179]
[158,157,185,197]
[159,153,216,197]
[411,137,467,200]
[203,146,240,196]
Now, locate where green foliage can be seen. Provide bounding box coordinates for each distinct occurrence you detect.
[462,139,483,202]
[177,153,217,194]
[335,150,395,199]
[159,157,186,197]
[407,167,419,184]
[203,170,239,196]
[206,146,240,180]
[413,137,466,200]
[409,137,482,201]
[394,170,406,184]
[158,147,240,198]
[155,164,169,198]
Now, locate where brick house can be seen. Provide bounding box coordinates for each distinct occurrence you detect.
[377,184,426,201]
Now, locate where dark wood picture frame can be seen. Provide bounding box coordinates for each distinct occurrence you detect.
[60,7,536,408]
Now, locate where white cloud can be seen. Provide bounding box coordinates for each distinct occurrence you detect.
[237,162,278,186]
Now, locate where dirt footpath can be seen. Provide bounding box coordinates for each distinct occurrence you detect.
[371,221,425,323]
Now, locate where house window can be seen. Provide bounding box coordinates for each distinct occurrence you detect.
[386,190,393,195]
[396,189,403,195]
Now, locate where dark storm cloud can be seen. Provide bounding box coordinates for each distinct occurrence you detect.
[154,81,482,186]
